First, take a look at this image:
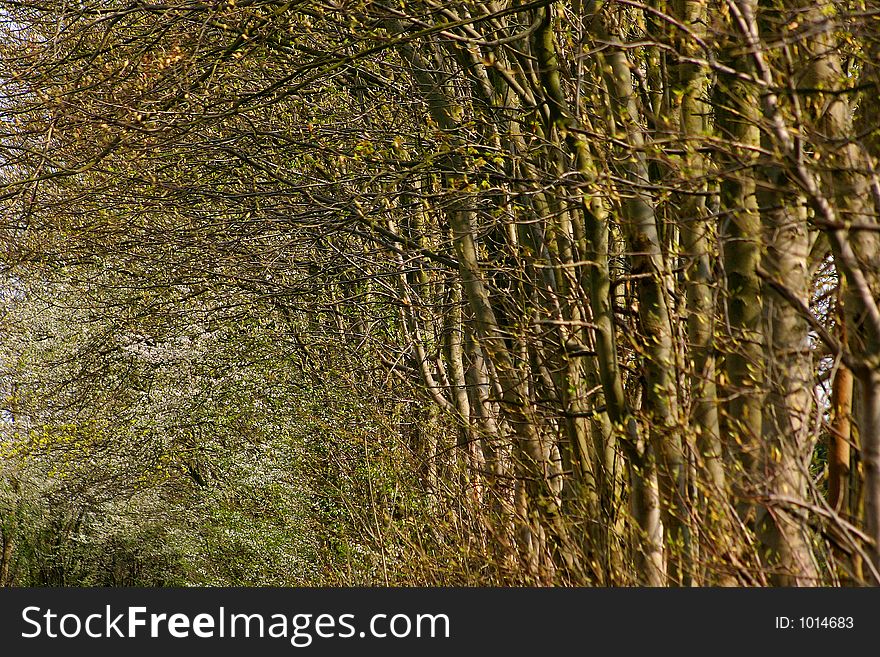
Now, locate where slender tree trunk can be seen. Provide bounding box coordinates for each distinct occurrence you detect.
[589,14,686,585]
[829,296,853,514]
[757,186,820,585]
[714,5,764,518]
[676,0,725,497]
[672,0,732,584]
[444,278,485,505]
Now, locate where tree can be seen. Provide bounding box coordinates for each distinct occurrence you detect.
[1,0,879,586]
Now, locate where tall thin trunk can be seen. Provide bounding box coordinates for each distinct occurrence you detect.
[714,3,764,518]
[757,183,820,585]
[829,295,853,514]
[590,13,686,585]
[443,278,484,503]
[676,0,725,498]
[673,0,731,584]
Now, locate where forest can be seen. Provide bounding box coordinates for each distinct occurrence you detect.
[0,0,879,587]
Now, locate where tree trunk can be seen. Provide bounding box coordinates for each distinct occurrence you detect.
[673,0,730,584]
[829,297,853,514]
[714,4,764,520]
[757,185,820,585]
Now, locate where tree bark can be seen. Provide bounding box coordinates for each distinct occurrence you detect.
[714,3,764,519]
[829,296,853,514]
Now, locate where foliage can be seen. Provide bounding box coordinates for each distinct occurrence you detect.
[1,0,880,587]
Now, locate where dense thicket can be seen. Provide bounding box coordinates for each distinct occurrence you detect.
[2,0,880,586]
